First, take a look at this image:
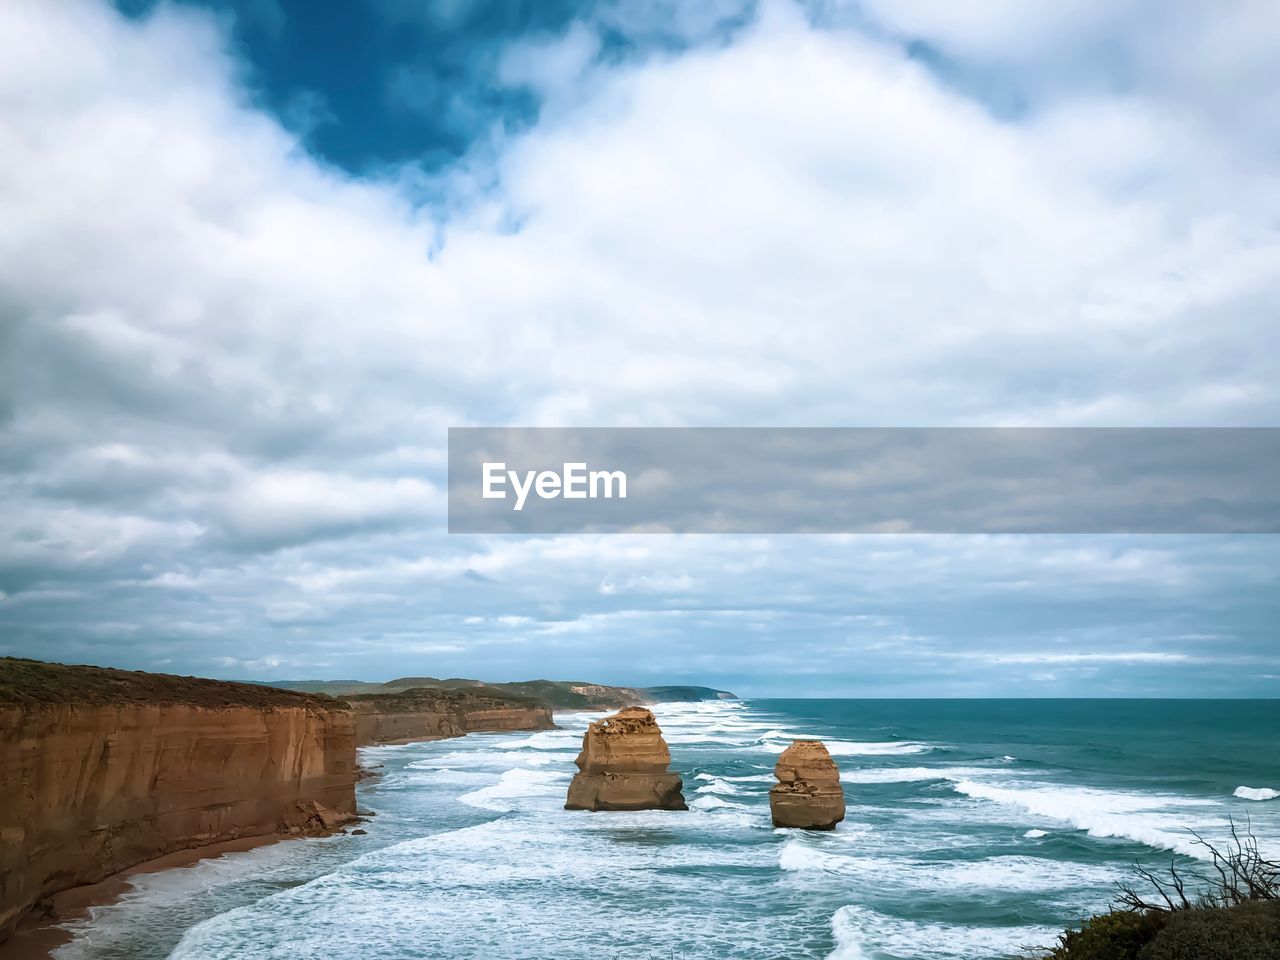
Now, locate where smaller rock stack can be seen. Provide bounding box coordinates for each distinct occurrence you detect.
[565,707,688,811]
[769,739,846,830]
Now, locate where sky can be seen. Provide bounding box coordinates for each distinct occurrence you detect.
[0,0,1277,696]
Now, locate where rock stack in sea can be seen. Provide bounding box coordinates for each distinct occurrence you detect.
[769,739,846,830]
[564,706,687,811]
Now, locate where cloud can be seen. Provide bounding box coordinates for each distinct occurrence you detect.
[218,470,440,550]
[859,0,1280,146]
[0,0,1276,693]
[985,652,1192,665]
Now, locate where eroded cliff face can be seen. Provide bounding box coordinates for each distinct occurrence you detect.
[348,690,554,746]
[460,707,555,733]
[769,739,846,830]
[351,700,464,744]
[0,699,356,942]
[564,706,687,811]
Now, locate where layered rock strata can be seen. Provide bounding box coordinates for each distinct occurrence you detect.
[0,658,358,943]
[564,707,687,811]
[345,688,555,745]
[769,739,846,830]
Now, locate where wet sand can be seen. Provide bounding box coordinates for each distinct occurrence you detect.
[0,835,285,960]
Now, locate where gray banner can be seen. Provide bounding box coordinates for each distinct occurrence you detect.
[447,428,1280,534]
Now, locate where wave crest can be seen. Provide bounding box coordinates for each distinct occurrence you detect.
[951,780,1219,858]
[1235,786,1279,801]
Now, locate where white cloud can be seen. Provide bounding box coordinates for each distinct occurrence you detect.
[988,652,1193,665]
[0,0,1277,692]
[219,470,440,548]
[857,0,1125,63]
[858,0,1280,150]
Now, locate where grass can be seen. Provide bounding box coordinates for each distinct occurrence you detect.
[0,657,343,709]
[342,685,545,711]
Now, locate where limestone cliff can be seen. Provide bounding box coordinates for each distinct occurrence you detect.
[345,688,555,745]
[270,677,737,710]
[0,658,358,943]
[769,739,845,830]
[564,707,687,811]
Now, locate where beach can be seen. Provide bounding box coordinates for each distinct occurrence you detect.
[0,836,287,960]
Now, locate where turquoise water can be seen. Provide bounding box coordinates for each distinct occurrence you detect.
[53,699,1280,960]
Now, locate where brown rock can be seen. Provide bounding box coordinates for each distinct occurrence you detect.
[277,800,356,837]
[347,690,554,746]
[0,662,357,945]
[564,707,687,811]
[769,740,845,830]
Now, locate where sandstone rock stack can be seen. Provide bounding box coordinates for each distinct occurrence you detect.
[565,707,687,811]
[769,739,845,830]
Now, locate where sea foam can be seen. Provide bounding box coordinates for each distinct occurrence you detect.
[693,771,773,783]
[828,904,1060,960]
[952,780,1220,858]
[456,767,568,812]
[694,777,747,796]
[839,765,999,784]
[753,732,931,756]
[780,839,1120,892]
[1234,786,1279,801]
[689,794,750,812]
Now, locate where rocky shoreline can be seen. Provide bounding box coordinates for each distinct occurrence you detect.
[0,666,359,945]
[0,834,292,960]
[0,658,741,957]
[0,659,563,951]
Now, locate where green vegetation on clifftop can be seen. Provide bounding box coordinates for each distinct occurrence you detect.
[0,658,735,714]
[0,657,340,709]
[342,686,543,711]
[266,676,737,708]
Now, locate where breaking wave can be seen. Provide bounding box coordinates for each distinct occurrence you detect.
[457,767,568,812]
[753,730,931,757]
[1235,786,1279,801]
[839,765,1001,784]
[828,904,1060,960]
[951,780,1221,858]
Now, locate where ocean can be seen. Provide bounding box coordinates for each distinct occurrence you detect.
[51,699,1280,960]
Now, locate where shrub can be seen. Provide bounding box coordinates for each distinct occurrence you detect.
[1138,900,1280,960]
[1034,820,1280,960]
[1118,821,1280,914]
[1043,909,1168,960]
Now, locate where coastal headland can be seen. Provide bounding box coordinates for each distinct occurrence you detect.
[0,657,735,955]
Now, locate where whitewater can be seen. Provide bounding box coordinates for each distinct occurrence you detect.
[48,699,1280,960]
